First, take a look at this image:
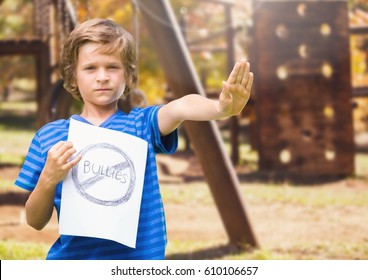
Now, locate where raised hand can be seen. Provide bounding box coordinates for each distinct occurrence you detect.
[218,60,253,117]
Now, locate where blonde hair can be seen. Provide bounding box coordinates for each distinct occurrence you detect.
[59,18,137,101]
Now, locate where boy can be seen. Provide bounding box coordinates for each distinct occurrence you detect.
[15,18,253,259]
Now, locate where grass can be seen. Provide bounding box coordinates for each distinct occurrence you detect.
[0,153,26,166]
[242,183,368,207]
[0,100,37,112]
[0,180,17,192]
[0,240,49,260]
[0,100,36,165]
[161,180,368,208]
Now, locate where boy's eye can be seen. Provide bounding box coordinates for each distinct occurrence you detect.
[85,66,96,70]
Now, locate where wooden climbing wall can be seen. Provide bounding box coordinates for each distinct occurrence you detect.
[252,0,355,177]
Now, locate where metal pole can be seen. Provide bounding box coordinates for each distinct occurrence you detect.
[136,0,258,247]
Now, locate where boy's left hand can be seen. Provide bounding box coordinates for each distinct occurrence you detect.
[218,60,253,117]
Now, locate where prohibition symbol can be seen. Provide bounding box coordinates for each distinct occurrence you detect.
[71,143,136,206]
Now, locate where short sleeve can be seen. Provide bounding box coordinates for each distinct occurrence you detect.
[14,133,45,191]
[149,106,178,154]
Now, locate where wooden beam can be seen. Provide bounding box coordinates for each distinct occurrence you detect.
[0,39,43,56]
[197,0,234,5]
[350,25,368,34]
[353,87,368,97]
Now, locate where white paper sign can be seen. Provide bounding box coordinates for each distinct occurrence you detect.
[59,118,148,248]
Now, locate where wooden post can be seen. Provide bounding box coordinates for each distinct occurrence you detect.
[136,0,258,247]
[36,41,52,128]
[224,3,240,165]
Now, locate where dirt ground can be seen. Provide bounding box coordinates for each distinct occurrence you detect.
[1,152,367,259]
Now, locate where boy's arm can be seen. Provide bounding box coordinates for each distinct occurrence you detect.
[25,141,81,230]
[158,60,253,136]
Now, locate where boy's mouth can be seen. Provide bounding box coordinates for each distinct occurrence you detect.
[95,88,112,91]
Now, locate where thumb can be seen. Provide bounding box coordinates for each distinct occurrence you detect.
[221,81,231,97]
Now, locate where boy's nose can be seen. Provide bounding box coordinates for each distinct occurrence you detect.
[96,69,109,82]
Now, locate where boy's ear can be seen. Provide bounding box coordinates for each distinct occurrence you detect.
[71,79,77,89]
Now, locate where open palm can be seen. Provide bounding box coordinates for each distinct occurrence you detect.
[218,60,254,116]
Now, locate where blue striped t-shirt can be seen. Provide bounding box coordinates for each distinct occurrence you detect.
[15,106,178,259]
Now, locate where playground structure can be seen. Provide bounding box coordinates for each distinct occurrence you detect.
[1,0,368,249]
[252,0,355,178]
[0,0,75,127]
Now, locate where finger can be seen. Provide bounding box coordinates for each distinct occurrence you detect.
[221,81,231,98]
[53,141,73,155]
[241,62,251,87]
[227,61,241,84]
[65,155,82,170]
[235,60,247,84]
[59,146,78,163]
[245,72,254,93]
[49,141,65,153]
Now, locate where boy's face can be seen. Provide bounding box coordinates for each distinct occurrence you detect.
[75,42,126,108]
